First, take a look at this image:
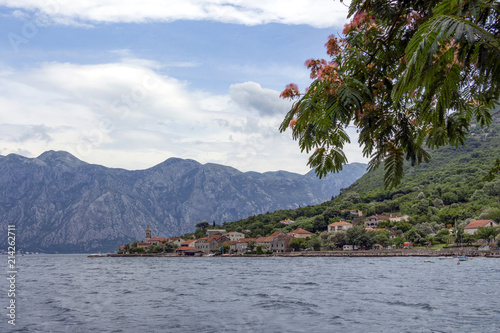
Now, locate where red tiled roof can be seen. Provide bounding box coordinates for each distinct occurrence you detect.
[291,228,312,234]
[222,241,238,246]
[149,237,167,242]
[255,236,273,243]
[236,238,255,243]
[464,220,495,229]
[175,247,196,252]
[329,221,352,226]
[374,215,390,220]
[195,238,208,243]
[206,234,226,243]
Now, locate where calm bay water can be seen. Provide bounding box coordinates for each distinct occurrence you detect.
[3,255,500,333]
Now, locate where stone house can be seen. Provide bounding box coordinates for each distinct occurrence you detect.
[167,237,185,247]
[289,228,313,239]
[148,237,168,246]
[328,221,352,232]
[206,229,227,238]
[349,210,363,217]
[255,236,273,250]
[226,231,245,241]
[254,232,292,252]
[180,239,196,248]
[194,237,209,253]
[222,240,238,253]
[464,219,498,235]
[269,232,292,253]
[206,234,229,253]
[364,215,390,228]
[388,214,410,222]
[235,238,255,253]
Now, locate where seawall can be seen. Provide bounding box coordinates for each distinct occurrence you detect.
[101,247,500,258]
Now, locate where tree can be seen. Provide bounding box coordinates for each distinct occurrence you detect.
[194,228,206,239]
[308,236,322,251]
[196,222,210,230]
[406,228,428,245]
[164,243,177,253]
[312,214,328,232]
[433,198,444,208]
[289,238,307,251]
[248,240,256,252]
[213,244,231,255]
[475,226,499,244]
[435,228,450,244]
[373,231,391,248]
[462,233,475,245]
[280,0,499,189]
[329,230,347,248]
[346,225,376,248]
[391,235,405,247]
[483,180,500,197]
[129,247,144,253]
[480,208,500,222]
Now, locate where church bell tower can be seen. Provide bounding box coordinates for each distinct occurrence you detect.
[145,225,151,242]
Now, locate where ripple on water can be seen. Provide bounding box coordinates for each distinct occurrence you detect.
[12,255,500,333]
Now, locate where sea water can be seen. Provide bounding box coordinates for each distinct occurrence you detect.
[3,255,499,332]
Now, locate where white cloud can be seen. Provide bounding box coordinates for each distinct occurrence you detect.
[0,56,366,173]
[0,0,349,28]
[230,82,290,116]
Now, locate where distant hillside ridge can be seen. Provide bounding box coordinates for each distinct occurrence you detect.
[0,151,367,253]
[218,114,500,240]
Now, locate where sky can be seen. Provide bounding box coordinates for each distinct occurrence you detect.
[0,0,366,174]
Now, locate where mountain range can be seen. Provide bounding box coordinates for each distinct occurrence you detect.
[0,151,366,253]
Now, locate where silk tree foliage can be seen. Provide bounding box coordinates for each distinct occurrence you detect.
[280,0,500,188]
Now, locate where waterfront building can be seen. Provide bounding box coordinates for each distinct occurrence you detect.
[194,237,209,253]
[235,238,255,253]
[464,219,498,235]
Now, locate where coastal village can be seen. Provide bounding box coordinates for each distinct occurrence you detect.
[117,214,499,256]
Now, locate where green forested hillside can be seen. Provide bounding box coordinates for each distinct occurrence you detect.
[208,115,500,245]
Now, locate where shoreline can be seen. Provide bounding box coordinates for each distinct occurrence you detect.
[101,248,500,258]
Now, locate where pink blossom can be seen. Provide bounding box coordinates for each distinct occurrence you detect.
[325,35,342,56]
[280,83,300,100]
